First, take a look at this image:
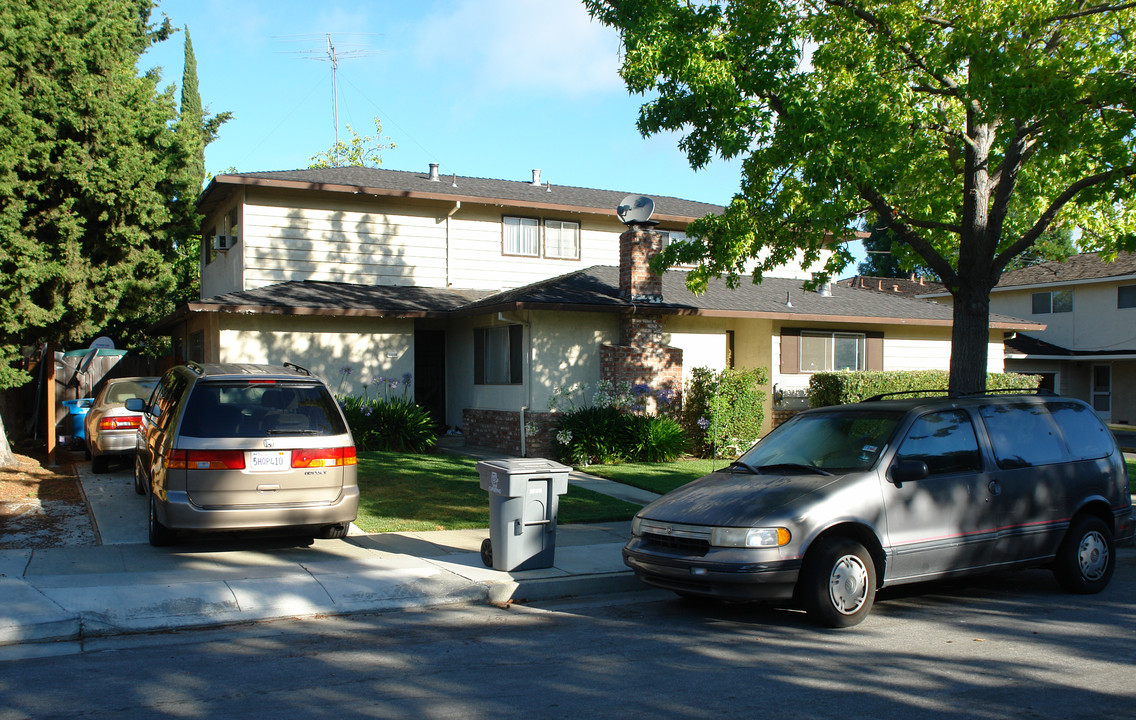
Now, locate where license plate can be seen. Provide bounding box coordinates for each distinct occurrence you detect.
[248,450,290,472]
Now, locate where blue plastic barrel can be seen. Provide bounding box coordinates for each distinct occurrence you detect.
[61,398,94,442]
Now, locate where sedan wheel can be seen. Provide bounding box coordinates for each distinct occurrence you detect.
[800,537,877,628]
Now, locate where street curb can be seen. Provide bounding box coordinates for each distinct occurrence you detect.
[0,568,646,649]
[487,571,648,606]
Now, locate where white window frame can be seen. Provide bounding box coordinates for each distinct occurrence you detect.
[543,219,580,260]
[503,216,540,257]
[799,331,865,373]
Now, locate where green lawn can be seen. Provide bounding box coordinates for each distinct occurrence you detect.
[1128,459,1136,494]
[354,451,640,533]
[578,458,723,495]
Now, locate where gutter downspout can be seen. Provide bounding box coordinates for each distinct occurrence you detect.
[445,201,460,287]
[498,311,532,456]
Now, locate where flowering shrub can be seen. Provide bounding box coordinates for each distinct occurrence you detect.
[336,370,434,453]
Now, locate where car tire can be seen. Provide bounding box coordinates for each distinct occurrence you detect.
[799,537,877,628]
[90,455,109,474]
[148,496,176,547]
[1053,515,1115,594]
[133,460,146,496]
[316,522,349,540]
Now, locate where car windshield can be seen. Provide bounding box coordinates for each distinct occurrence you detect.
[179,381,348,438]
[736,410,903,473]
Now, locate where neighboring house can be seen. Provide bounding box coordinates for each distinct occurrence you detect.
[920,251,1136,424]
[154,166,1040,455]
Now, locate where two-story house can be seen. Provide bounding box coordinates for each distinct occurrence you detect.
[921,252,1136,425]
[153,165,1040,455]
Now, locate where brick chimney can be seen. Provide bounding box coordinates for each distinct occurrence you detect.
[619,225,664,302]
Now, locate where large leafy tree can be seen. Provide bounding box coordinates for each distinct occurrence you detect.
[586,0,1136,393]
[309,117,396,169]
[0,0,200,461]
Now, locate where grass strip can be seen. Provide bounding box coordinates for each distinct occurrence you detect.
[354,450,639,533]
[577,458,723,496]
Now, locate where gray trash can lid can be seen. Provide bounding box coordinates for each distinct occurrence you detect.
[475,458,570,474]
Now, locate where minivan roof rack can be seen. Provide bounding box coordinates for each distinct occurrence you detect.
[283,362,311,376]
[957,387,1055,397]
[864,389,950,402]
[185,360,206,376]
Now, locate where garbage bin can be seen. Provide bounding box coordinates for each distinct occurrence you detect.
[477,458,570,571]
[61,398,94,447]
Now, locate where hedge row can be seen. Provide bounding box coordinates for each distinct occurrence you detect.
[808,370,1041,407]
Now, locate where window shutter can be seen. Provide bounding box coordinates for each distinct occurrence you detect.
[866,332,884,371]
[474,328,485,384]
[509,324,524,384]
[780,328,800,374]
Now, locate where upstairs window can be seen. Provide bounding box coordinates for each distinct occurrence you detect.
[1119,284,1136,309]
[503,216,540,257]
[1032,289,1072,314]
[544,220,580,260]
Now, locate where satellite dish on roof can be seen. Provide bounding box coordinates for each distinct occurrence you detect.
[616,195,656,226]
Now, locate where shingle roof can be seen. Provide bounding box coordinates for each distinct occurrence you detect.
[836,275,946,297]
[188,281,492,316]
[448,266,1039,328]
[1005,332,1136,357]
[203,166,724,222]
[994,251,1136,288]
[163,269,1040,330]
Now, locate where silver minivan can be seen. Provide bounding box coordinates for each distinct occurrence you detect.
[128,362,359,546]
[623,393,1134,627]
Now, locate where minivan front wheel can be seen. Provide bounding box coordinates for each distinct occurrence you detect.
[148,496,176,547]
[800,537,877,628]
[1053,515,1115,594]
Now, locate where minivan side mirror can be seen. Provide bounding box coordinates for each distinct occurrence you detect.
[124,398,145,412]
[890,459,930,486]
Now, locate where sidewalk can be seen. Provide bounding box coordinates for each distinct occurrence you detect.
[0,455,662,652]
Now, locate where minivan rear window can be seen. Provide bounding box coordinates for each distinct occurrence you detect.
[179,382,348,438]
[1049,401,1114,461]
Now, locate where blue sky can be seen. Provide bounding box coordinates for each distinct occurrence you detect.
[142,0,746,205]
[143,0,865,266]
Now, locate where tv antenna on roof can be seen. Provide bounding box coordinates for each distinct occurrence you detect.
[277,33,382,165]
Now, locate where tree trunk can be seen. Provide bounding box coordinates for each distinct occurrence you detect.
[0,412,15,469]
[948,279,993,396]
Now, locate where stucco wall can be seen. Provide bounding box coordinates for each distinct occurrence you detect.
[989,281,1136,350]
[217,314,415,397]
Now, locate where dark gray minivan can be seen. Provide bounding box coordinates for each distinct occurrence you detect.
[128,362,359,546]
[624,393,1134,627]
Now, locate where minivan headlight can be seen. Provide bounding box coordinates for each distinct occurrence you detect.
[711,527,791,548]
[631,515,643,536]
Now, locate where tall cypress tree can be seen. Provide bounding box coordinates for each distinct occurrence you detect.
[0,0,213,461]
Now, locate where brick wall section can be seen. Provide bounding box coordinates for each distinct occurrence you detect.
[462,408,557,458]
[771,408,802,428]
[619,225,663,302]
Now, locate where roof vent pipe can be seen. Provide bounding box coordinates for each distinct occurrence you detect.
[429,163,440,181]
[531,169,542,186]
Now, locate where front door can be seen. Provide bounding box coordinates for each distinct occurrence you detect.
[414,330,446,430]
[1091,365,1111,422]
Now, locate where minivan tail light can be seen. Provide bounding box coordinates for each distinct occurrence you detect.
[167,449,246,470]
[291,447,357,468]
[100,416,141,430]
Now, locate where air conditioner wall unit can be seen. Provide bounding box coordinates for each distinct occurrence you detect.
[212,235,230,251]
